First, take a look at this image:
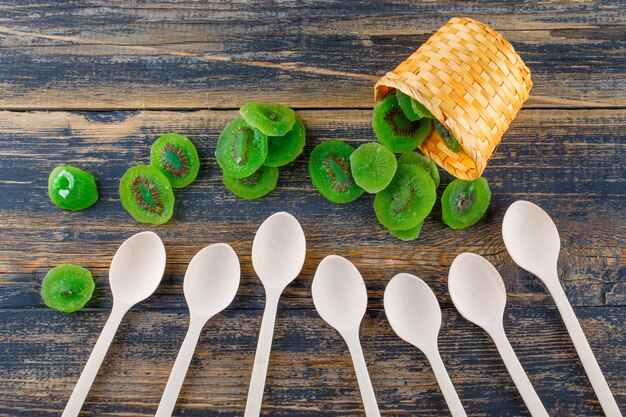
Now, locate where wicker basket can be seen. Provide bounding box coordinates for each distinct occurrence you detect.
[375,17,532,180]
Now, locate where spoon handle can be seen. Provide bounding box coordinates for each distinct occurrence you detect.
[545,275,622,417]
[244,292,280,417]
[426,349,467,417]
[344,331,381,417]
[490,327,549,417]
[62,303,128,417]
[155,317,205,417]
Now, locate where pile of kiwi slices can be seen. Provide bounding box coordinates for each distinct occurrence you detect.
[216,102,305,199]
[120,133,200,224]
[308,90,491,241]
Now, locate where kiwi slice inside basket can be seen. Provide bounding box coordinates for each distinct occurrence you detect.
[216,118,268,179]
[374,164,436,231]
[442,177,491,229]
[349,142,397,194]
[397,152,440,188]
[41,264,95,313]
[150,133,200,188]
[264,117,306,167]
[223,165,279,200]
[433,119,462,153]
[411,98,434,120]
[372,92,432,153]
[240,102,296,137]
[48,165,98,211]
[119,165,175,225]
[309,140,364,204]
[389,221,424,241]
[396,91,422,121]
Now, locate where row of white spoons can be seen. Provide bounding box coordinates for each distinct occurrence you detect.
[61,202,621,417]
[312,201,620,417]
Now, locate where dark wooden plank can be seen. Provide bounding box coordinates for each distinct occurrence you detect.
[0,1,624,109]
[0,307,623,416]
[0,109,623,312]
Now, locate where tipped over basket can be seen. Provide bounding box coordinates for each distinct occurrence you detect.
[375,17,532,180]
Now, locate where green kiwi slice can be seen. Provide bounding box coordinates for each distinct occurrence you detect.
[411,98,434,120]
[372,93,432,153]
[397,152,440,188]
[48,165,98,211]
[223,165,279,200]
[433,119,462,152]
[374,164,436,230]
[309,140,364,204]
[41,264,95,313]
[150,133,200,188]
[264,117,306,167]
[119,165,175,225]
[389,221,424,241]
[396,91,422,121]
[349,142,397,193]
[240,102,296,137]
[215,118,268,179]
[442,177,491,229]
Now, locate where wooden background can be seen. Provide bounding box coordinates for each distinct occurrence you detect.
[0,1,624,416]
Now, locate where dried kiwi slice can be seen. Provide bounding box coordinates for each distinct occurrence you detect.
[309,140,364,204]
[240,102,296,137]
[442,177,491,229]
[374,164,436,231]
[216,118,268,179]
[411,98,434,120]
[119,165,175,225]
[389,221,424,242]
[372,92,432,153]
[396,91,422,122]
[48,165,98,211]
[150,133,200,188]
[264,117,306,167]
[223,165,279,200]
[349,142,397,193]
[397,152,440,188]
[41,264,95,313]
[433,119,462,153]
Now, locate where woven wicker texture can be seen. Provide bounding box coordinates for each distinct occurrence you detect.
[375,17,532,180]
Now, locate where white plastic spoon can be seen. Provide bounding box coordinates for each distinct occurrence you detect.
[448,253,549,417]
[312,255,381,417]
[155,243,240,417]
[62,231,166,417]
[503,200,622,417]
[384,273,467,417]
[244,212,306,417]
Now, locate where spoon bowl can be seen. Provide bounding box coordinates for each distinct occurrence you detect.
[252,211,306,291]
[184,243,240,318]
[312,255,367,333]
[448,252,507,331]
[502,200,560,279]
[109,231,166,305]
[384,273,441,349]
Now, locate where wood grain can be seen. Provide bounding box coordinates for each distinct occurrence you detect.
[0,307,623,417]
[0,1,624,110]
